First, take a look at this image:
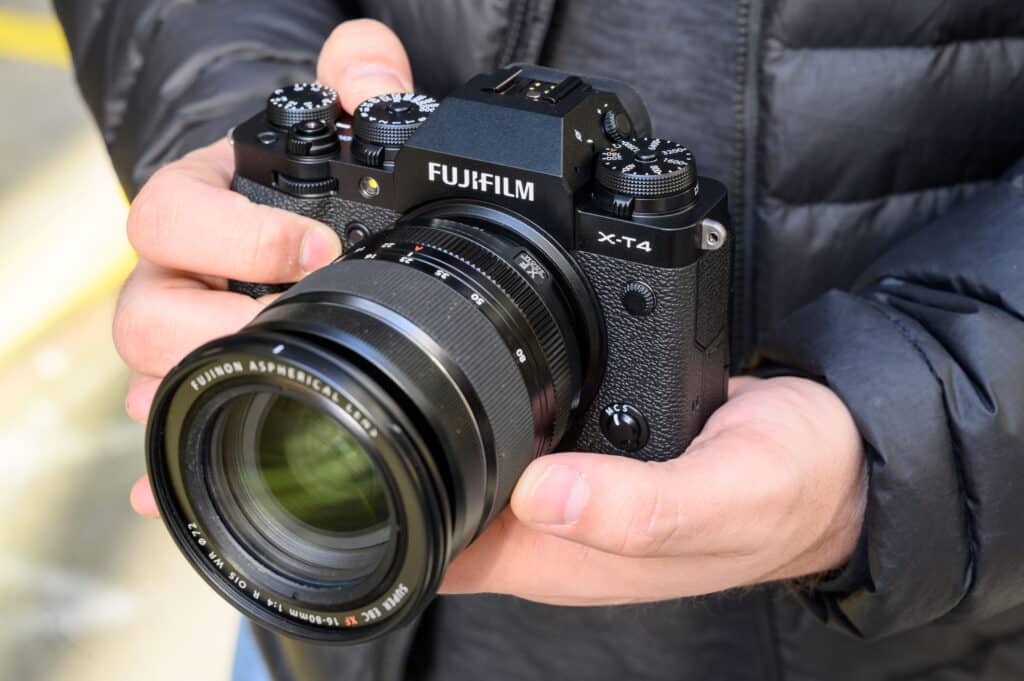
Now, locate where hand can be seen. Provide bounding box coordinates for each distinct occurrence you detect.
[440,376,867,603]
[119,19,414,518]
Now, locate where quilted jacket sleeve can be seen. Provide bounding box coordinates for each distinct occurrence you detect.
[52,0,349,196]
[760,159,1024,638]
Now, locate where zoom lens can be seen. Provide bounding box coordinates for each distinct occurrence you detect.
[147,213,602,643]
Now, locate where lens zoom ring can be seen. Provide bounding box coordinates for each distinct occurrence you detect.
[394,224,572,446]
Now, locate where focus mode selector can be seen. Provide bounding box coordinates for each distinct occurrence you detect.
[353,93,439,166]
[600,403,650,452]
[266,83,340,129]
[622,281,656,316]
[596,137,699,214]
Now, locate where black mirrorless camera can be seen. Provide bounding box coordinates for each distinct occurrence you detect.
[147,65,731,644]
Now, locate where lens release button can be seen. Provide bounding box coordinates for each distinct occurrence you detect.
[600,403,649,452]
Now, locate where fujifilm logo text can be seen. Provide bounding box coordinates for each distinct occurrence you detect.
[427,162,534,202]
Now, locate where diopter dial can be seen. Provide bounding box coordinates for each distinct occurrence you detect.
[596,137,698,211]
[353,93,439,150]
[266,83,341,128]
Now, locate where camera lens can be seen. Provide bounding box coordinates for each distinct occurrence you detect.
[209,392,394,584]
[147,213,602,643]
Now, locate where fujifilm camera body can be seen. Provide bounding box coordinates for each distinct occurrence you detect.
[147,65,731,644]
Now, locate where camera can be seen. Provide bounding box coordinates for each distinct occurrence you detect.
[146,65,731,643]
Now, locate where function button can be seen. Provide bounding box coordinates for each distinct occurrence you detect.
[601,110,633,143]
[344,222,370,246]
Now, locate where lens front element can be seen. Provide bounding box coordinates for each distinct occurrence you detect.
[211,392,395,586]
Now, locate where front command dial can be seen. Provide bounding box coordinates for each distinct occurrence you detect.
[266,83,341,128]
[353,93,439,147]
[596,137,698,209]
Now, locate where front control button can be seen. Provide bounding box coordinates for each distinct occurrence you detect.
[600,403,650,452]
[274,173,337,198]
[622,281,656,316]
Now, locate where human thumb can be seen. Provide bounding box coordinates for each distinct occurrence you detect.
[317,19,414,113]
[510,452,694,558]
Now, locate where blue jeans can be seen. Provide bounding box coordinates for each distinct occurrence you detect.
[231,620,273,681]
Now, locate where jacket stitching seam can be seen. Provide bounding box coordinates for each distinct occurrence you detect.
[765,35,1024,52]
[762,178,994,208]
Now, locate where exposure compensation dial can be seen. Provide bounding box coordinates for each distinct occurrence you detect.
[595,137,699,213]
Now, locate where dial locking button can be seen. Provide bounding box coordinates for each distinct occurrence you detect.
[600,403,650,452]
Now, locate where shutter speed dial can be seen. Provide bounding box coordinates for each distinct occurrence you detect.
[596,137,699,214]
[266,83,341,129]
[353,93,439,166]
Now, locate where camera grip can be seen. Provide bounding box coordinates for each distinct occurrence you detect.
[228,174,401,297]
[568,248,730,461]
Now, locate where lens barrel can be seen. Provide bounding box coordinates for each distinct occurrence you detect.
[147,215,597,642]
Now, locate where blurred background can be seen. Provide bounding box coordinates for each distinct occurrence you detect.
[0,1,237,678]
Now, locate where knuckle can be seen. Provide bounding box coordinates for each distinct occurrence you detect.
[112,287,151,370]
[127,168,178,255]
[235,207,297,279]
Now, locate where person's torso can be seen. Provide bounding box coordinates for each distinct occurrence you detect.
[254,1,1024,679]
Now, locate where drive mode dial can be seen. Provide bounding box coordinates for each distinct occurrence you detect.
[595,137,698,212]
[266,83,340,128]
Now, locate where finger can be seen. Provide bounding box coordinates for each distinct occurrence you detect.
[727,375,761,397]
[510,438,782,558]
[130,476,160,519]
[127,140,342,283]
[440,509,771,605]
[317,19,414,112]
[126,375,161,423]
[113,261,265,377]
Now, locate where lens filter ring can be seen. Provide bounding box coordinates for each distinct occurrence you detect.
[147,333,449,642]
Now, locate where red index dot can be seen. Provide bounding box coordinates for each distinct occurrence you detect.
[414,245,424,252]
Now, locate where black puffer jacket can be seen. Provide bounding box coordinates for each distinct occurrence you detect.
[55,1,1024,679]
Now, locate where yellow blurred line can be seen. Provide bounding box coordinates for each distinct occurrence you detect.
[0,251,136,369]
[0,10,71,68]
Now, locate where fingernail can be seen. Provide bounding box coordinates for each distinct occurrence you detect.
[521,464,588,526]
[300,227,342,273]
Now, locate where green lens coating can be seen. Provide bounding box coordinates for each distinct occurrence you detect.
[211,390,395,585]
[251,395,388,534]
